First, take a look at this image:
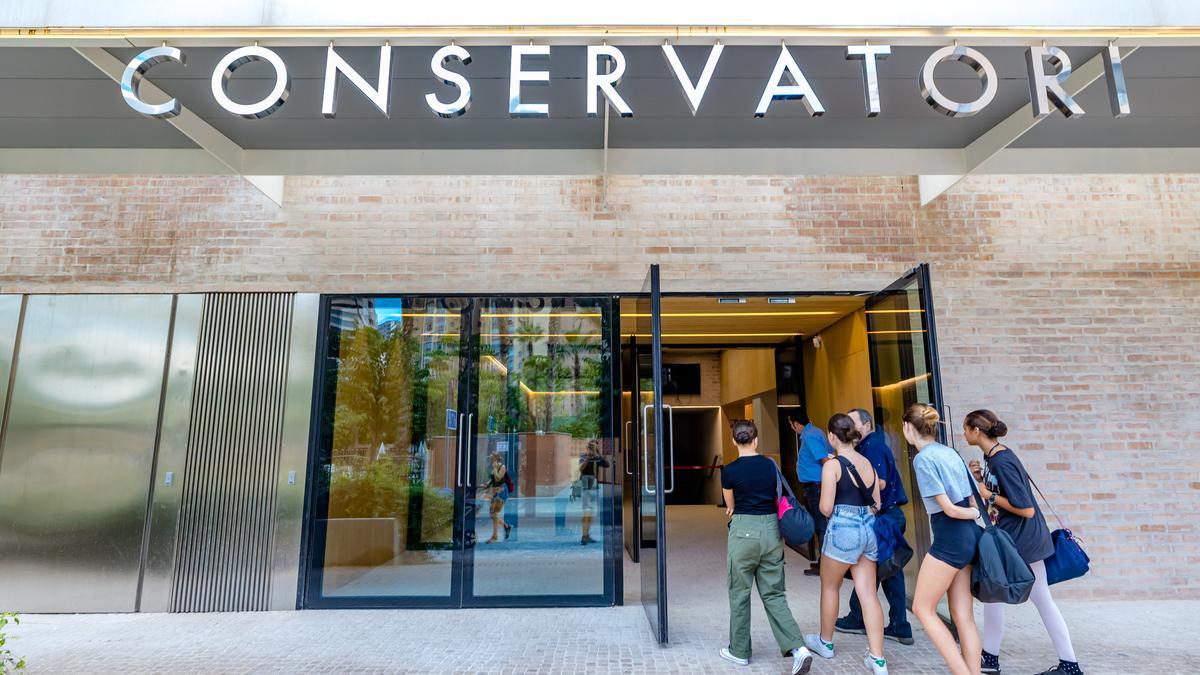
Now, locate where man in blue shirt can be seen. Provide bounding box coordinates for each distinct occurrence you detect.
[789,413,833,576]
[835,408,915,644]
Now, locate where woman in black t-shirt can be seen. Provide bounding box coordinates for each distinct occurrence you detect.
[718,419,815,674]
[965,410,1083,675]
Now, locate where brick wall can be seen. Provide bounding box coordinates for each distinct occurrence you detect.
[1,173,1197,598]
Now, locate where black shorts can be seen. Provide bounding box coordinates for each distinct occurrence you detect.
[928,499,983,569]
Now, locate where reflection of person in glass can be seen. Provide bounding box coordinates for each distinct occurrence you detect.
[576,440,609,546]
[483,451,512,544]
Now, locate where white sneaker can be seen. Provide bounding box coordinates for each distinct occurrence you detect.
[864,651,889,675]
[719,648,749,666]
[791,646,814,674]
[803,634,835,659]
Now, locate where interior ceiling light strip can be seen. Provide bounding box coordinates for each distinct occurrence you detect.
[864,309,925,314]
[866,329,928,335]
[623,311,836,317]
[622,332,803,338]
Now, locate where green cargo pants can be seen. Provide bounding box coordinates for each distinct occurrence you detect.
[727,513,806,660]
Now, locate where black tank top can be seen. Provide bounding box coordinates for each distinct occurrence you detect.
[834,457,876,507]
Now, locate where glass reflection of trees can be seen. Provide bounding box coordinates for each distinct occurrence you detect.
[326,312,458,548]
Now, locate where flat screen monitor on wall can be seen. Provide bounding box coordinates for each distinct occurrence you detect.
[662,363,701,396]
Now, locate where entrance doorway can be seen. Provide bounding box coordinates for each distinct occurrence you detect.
[302,295,619,608]
[624,265,944,644]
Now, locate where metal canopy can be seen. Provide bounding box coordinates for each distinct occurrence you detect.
[1,41,1200,200]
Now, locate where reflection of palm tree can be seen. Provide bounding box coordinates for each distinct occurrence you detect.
[515,319,539,360]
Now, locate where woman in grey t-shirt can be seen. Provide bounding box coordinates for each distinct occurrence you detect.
[905,404,983,675]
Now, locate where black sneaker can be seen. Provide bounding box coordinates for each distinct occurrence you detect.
[803,566,820,577]
[1035,664,1083,675]
[834,616,866,635]
[980,650,1000,674]
[882,625,914,646]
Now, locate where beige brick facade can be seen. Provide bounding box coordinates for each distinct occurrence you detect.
[1,173,1197,599]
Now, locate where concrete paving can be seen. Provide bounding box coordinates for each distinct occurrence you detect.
[7,506,1190,674]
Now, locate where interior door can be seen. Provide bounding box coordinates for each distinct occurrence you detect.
[865,263,944,603]
[638,265,669,643]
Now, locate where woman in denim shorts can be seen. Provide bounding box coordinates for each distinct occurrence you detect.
[804,414,889,675]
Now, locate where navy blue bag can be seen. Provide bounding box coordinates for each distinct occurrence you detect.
[774,464,815,553]
[1028,476,1091,585]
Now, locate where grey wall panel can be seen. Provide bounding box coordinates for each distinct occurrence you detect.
[269,293,318,610]
[0,294,173,613]
[171,293,295,612]
[138,294,204,612]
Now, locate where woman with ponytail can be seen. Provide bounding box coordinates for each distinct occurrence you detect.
[965,410,1083,675]
[719,419,815,674]
[905,403,983,675]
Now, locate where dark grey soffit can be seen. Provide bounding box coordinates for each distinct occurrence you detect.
[0,46,1198,150]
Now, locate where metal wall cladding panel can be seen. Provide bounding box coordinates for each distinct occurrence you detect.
[0,296,23,426]
[171,293,295,613]
[0,295,174,613]
[138,294,204,612]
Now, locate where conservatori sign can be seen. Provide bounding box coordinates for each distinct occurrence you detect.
[120,42,1133,121]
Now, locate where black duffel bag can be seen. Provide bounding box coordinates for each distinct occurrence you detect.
[774,464,814,553]
[963,458,1035,604]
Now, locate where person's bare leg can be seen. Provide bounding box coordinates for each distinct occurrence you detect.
[819,555,852,642]
[850,557,884,659]
[949,565,982,675]
[913,555,972,675]
[488,503,500,541]
[581,512,591,539]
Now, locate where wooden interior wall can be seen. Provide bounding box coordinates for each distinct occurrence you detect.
[802,309,873,429]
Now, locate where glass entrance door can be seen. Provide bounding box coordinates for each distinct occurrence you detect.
[865,264,944,602]
[305,295,616,608]
[465,297,614,604]
[638,265,669,644]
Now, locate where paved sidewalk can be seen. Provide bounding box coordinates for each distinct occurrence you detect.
[7,506,1191,674]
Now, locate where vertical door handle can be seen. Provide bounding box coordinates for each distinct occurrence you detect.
[941,403,956,450]
[464,413,475,487]
[456,409,465,487]
[624,420,634,476]
[641,403,654,495]
[663,404,675,494]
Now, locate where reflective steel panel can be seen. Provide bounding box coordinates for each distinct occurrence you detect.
[138,294,203,613]
[0,296,23,429]
[170,293,295,612]
[0,294,173,613]
[270,293,320,610]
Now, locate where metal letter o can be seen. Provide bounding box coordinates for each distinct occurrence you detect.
[919,45,998,117]
[211,46,291,119]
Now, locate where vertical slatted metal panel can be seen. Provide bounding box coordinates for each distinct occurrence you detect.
[171,293,294,612]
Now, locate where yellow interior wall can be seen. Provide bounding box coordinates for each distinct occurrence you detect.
[802,309,873,428]
[717,349,780,464]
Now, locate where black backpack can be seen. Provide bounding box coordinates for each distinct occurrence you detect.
[963,458,1035,604]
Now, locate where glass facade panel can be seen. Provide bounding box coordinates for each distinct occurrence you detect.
[307,295,615,607]
[312,297,466,602]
